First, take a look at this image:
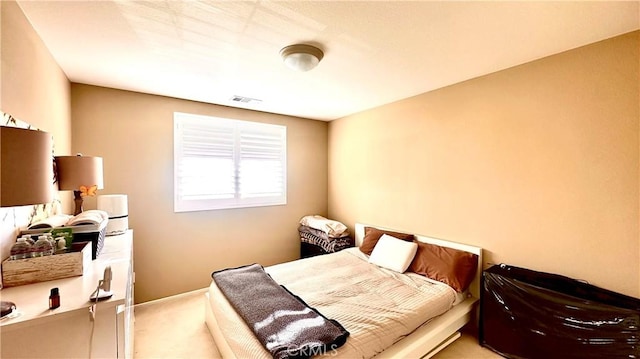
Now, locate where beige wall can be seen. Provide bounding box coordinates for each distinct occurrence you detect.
[71,85,328,302]
[3,0,638,302]
[329,31,640,297]
[3,0,326,302]
[0,1,71,265]
[1,1,71,149]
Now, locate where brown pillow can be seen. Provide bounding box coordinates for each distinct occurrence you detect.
[408,241,478,292]
[360,227,414,255]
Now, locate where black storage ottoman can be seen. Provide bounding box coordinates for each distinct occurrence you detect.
[480,264,640,359]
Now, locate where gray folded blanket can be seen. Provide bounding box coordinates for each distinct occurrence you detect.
[212,264,350,359]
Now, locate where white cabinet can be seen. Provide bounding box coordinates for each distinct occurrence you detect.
[0,230,134,358]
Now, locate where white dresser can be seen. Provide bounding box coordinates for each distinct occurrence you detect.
[0,230,134,358]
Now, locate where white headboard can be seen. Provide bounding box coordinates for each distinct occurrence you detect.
[355,223,483,300]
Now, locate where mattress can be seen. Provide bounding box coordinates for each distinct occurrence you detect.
[208,248,459,358]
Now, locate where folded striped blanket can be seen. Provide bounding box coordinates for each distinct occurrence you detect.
[298,225,353,253]
[212,264,350,359]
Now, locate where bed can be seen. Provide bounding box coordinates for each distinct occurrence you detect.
[204,223,483,358]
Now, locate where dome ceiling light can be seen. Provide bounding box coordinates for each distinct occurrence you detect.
[280,44,324,72]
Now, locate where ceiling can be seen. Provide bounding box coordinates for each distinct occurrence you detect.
[17,1,640,121]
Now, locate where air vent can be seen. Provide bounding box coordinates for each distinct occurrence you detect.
[230,95,262,105]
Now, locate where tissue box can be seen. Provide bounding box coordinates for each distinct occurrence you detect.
[71,224,107,260]
[1,242,91,287]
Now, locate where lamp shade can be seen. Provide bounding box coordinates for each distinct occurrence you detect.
[55,155,104,190]
[0,126,53,207]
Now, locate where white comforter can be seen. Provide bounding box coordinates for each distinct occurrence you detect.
[208,248,457,358]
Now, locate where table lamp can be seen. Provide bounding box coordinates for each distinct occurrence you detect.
[0,126,53,207]
[1,125,54,318]
[55,154,104,215]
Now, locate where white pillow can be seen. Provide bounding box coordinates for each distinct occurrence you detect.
[368,234,418,273]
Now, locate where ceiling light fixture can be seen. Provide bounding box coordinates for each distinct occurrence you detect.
[280,44,324,72]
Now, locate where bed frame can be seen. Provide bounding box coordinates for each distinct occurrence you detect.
[204,222,483,359]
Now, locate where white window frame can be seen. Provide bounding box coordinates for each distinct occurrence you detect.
[174,112,287,212]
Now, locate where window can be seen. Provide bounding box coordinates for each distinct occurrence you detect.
[174,112,286,212]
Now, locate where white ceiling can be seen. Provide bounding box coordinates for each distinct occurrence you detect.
[17,1,640,121]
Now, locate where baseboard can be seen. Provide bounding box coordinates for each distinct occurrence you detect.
[134,287,208,308]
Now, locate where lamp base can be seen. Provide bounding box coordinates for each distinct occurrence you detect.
[73,190,84,216]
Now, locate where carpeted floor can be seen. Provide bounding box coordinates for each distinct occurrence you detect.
[133,289,501,359]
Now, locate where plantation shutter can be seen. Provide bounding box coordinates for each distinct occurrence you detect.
[238,122,286,199]
[174,112,286,212]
